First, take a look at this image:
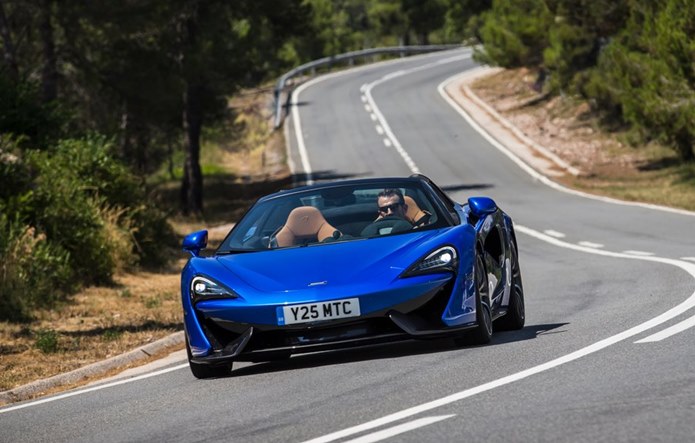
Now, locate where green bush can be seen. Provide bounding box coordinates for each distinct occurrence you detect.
[34,329,60,353]
[0,216,72,321]
[0,135,176,321]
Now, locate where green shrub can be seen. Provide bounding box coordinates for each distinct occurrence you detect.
[34,329,60,353]
[0,216,72,321]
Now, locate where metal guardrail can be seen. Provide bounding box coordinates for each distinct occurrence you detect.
[273,44,462,129]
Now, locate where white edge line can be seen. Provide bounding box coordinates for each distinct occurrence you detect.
[437,71,695,218]
[0,363,189,414]
[344,415,455,443]
[287,48,471,185]
[302,226,695,443]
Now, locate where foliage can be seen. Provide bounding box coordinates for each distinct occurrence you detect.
[0,73,67,148]
[542,0,629,92]
[584,0,695,160]
[474,0,694,161]
[475,0,553,67]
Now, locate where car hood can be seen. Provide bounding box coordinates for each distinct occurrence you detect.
[215,229,447,294]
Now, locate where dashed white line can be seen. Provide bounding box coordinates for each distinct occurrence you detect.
[361,95,367,103]
[375,125,384,135]
[622,250,655,256]
[635,314,695,343]
[543,230,566,238]
[578,241,604,249]
[344,415,455,443]
[364,104,372,113]
[383,138,392,147]
[370,113,378,122]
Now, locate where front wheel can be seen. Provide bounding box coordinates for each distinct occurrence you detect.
[455,254,493,346]
[495,240,525,331]
[186,336,232,379]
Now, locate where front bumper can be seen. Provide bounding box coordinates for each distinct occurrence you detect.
[187,274,477,365]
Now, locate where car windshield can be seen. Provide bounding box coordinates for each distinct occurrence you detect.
[217,181,450,252]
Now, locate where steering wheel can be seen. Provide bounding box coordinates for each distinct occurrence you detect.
[361,215,413,237]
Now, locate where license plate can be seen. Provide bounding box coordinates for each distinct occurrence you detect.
[277,298,361,325]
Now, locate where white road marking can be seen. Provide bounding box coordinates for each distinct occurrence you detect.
[681,257,695,262]
[635,314,695,343]
[361,95,367,103]
[291,79,319,184]
[375,125,384,135]
[361,53,472,176]
[383,138,392,147]
[438,71,695,218]
[0,363,189,414]
[343,415,455,443]
[543,230,566,238]
[370,113,378,122]
[303,226,695,443]
[622,250,655,256]
[364,104,372,113]
[287,55,695,443]
[578,241,604,248]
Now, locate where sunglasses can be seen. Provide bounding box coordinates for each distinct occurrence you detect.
[378,202,403,213]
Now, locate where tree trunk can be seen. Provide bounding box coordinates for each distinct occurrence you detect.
[38,0,57,102]
[181,81,203,215]
[179,2,204,215]
[0,0,18,81]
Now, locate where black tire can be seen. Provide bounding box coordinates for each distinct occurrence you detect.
[186,336,232,379]
[495,241,525,331]
[455,253,493,346]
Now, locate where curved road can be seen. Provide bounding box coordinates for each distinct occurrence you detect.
[2,48,694,442]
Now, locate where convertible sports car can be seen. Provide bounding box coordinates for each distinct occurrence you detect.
[181,174,525,378]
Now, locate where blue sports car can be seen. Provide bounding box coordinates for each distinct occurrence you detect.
[181,175,525,378]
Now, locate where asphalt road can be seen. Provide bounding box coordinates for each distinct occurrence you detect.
[2,48,695,443]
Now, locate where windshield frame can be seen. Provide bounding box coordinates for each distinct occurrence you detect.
[216,179,452,254]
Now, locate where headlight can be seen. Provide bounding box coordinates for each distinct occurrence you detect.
[190,276,238,302]
[402,246,458,277]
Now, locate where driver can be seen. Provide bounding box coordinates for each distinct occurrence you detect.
[360,188,414,236]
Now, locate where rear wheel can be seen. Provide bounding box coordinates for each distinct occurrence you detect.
[495,241,525,331]
[455,253,493,346]
[186,336,232,379]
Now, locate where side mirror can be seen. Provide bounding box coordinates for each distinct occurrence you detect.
[468,197,497,218]
[182,230,208,257]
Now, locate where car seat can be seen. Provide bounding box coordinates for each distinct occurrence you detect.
[273,206,340,247]
[404,196,431,227]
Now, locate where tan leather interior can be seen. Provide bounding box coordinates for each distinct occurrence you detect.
[274,206,338,247]
[404,196,429,226]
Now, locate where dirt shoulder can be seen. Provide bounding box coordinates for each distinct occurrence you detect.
[463,67,695,212]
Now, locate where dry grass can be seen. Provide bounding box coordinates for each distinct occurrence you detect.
[470,68,695,211]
